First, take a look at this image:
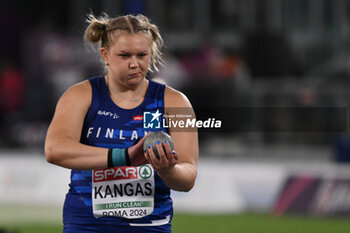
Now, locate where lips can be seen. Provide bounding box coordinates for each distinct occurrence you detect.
[129,72,141,78]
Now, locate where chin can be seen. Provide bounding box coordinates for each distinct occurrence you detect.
[127,76,144,86]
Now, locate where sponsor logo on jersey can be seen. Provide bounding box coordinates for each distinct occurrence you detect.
[97,110,119,119]
[94,167,138,182]
[133,115,143,121]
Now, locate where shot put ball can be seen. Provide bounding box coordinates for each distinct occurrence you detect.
[143,131,174,158]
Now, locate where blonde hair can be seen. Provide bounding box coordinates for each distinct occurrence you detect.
[84,13,164,72]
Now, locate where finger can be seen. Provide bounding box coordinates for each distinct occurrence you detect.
[144,149,150,163]
[172,151,179,161]
[147,144,160,169]
[155,140,168,165]
[162,140,176,164]
[169,150,178,165]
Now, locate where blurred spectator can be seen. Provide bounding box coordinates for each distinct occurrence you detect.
[0,59,24,146]
[181,42,219,78]
[180,41,247,81]
[0,60,24,113]
[177,41,251,135]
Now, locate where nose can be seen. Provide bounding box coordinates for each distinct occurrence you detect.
[129,56,138,69]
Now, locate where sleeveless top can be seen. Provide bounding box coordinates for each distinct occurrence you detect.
[63,76,173,226]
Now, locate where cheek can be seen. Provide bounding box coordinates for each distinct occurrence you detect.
[139,58,150,70]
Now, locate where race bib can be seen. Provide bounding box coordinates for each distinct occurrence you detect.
[92,165,155,219]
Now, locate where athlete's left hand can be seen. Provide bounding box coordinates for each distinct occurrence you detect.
[145,140,179,173]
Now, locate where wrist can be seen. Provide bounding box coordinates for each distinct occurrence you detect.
[107,148,130,167]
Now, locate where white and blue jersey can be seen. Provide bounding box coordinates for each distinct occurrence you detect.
[63,76,172,232]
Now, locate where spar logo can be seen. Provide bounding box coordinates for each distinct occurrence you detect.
[139,165,152,179]
[143,109,162,129]
[94,167,138,182]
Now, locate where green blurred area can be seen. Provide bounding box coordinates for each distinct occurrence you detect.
[172,213,350,233]
[1,223,62,233]
[2,214,350,233]
[1,205,350,233]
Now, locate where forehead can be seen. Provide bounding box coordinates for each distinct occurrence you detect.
[109,31,151,52]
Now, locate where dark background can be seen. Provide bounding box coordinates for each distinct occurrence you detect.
[1,0,350,162]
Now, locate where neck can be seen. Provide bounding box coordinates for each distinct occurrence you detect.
[105,76,148,102]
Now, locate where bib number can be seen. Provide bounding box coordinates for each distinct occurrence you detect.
[92,165,154,219]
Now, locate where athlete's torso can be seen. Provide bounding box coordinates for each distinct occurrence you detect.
[63,76,173,227]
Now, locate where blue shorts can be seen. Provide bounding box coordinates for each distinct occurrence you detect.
[63,223,171,233]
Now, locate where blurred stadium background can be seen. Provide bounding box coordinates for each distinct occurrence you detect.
[1,0,350,232]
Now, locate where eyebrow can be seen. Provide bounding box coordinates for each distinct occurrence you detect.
[119,50,149,54]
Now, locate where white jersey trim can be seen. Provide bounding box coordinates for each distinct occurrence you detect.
[129,215,170,227]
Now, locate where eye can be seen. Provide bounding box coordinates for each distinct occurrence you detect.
[138,53,148,57]
[118,54,129,58]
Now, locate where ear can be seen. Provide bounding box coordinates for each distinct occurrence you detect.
[100,47,108,64]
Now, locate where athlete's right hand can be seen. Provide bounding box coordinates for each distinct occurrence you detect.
[127,134,150,166]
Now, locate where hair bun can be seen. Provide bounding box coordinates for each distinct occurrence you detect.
[84,14,109,44]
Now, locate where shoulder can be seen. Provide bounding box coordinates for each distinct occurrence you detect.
[62,80,91,97]
[164,86,192,108]
[57,80,92,108]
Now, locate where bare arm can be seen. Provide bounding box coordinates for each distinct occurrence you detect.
[44,81,109,170]
[45,80,148,170]
[145,87,199,192]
